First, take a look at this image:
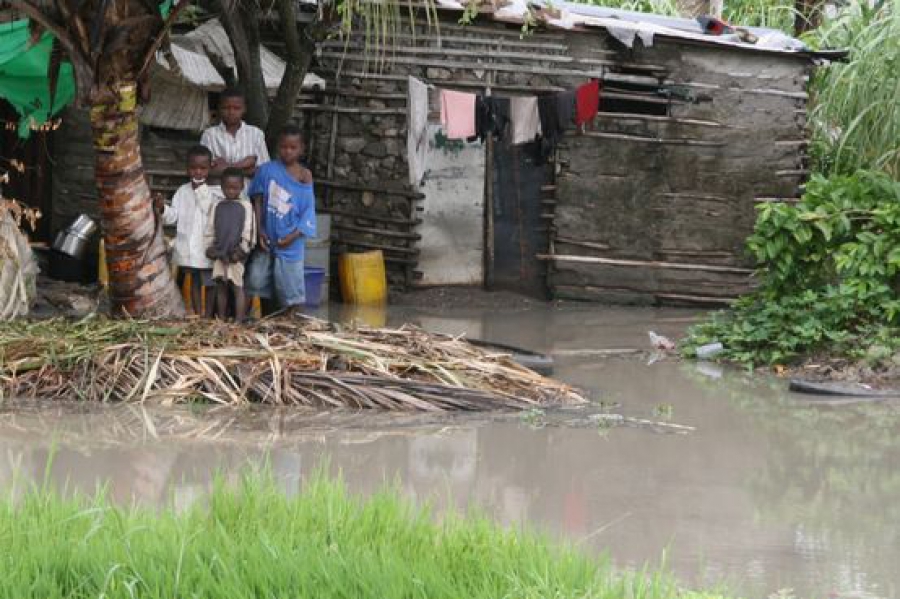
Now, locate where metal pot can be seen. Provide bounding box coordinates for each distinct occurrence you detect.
[67,214,98,239]
[53,229,93,260]
[52,214,99,260]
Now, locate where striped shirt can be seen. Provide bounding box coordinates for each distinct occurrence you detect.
[200,121,270,166]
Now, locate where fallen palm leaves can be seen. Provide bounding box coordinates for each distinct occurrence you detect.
[0,316,587,410]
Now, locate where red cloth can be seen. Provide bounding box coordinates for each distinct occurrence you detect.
[575,79,600,126]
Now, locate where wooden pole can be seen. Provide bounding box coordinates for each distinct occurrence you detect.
[324,94,340,209]
[483,72,495,290]
[536,254,753,275]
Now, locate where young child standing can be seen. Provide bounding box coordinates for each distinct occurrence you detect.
[157,145,221,317]
[205,168,256,321]
[245,125,316,311]
[200,88,269,179]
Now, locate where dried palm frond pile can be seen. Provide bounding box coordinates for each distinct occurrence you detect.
[0,316,587,411]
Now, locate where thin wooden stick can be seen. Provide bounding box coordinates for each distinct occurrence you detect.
[537,253,753,274]
[317,179,425,199]
[333,222,422,240]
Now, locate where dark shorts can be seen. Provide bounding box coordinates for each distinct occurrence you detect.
[177,267,215,287]
[245,250,306,307]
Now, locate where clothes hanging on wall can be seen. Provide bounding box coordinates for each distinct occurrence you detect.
[575,79,600,126]
[440,89,477,140]
[510,96,542,145]
[538,96,560,143]
[537,95,561,163]
[407,76,430,186]
[474,96,510,143]
[555,90,577,131]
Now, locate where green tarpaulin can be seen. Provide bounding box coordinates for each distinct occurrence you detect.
[0,19,75,138]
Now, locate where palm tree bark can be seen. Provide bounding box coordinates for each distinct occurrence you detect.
[90,82,184,317]
[12,0,187,318]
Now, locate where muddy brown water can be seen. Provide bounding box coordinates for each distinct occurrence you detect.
[1,303,898,599]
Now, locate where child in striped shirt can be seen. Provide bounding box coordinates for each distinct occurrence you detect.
[200,88,270,180]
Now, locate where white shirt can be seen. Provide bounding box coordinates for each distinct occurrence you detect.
[162,183,222,269]
[200,121,270,166]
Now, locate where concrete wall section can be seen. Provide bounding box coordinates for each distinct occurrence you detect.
[550,33,810,305]
[418,127,486,285]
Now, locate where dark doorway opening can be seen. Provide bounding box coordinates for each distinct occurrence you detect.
[489,138,552,298]
[0,99,54,242]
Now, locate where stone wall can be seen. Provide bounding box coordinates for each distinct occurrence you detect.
[304,19,595,288]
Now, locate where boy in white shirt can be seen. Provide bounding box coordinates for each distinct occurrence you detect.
[200,88,270,179]
[155,145,222,317]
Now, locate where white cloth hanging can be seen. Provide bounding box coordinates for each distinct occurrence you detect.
[0,213,39,321]
[407,76,430,186]
[509,96,542,145]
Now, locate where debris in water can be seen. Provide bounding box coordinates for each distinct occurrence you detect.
[695,342,724,360]
[648,331,676,352]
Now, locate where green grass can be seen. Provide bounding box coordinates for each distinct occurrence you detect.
[808,1,900,177]
[0,471,732,599]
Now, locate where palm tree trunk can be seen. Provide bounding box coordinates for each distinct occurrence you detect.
[90,82,184,318]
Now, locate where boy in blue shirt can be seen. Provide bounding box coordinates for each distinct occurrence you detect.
[245,125,316,312]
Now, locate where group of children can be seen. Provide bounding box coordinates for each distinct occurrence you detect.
[157,89,316,321]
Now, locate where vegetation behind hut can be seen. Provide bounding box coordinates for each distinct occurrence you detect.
[682,2,900,370]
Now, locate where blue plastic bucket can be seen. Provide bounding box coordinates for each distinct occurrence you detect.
[304,267,326,306]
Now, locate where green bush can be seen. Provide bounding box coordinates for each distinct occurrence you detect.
[683,171,900,365]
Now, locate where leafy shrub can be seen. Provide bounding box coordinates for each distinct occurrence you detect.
[683,171,900,365]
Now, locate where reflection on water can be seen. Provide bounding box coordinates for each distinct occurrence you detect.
[1,303,898,599]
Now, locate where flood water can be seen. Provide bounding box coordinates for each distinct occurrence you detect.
[1,302,898,599]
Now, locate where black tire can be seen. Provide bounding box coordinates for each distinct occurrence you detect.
[789,379,900,398]
[467,338,554,376]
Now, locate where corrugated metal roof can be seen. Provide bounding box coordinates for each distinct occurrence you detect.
[180,19,325,91]
[140,71,212,131]
[434,0,818,56]
[140,19,325,131]
[156,43,227,89]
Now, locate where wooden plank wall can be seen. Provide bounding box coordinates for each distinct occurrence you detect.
[549,34,812,305]
[306,14,812,301]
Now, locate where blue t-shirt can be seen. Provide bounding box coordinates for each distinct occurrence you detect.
[249,161,317,263]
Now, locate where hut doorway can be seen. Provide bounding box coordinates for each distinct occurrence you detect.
[488,139,552,298]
